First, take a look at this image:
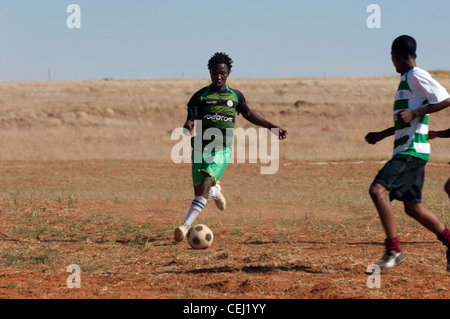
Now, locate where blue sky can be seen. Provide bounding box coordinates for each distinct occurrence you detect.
[1,0,449,82]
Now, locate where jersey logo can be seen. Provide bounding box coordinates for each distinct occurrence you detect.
[203,113,234,122]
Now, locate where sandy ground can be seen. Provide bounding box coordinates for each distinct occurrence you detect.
[0,159,449,303]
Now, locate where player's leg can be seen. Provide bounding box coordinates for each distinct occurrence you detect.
[211,180,226,210]
[174,148,229,242]
[202,147,231,211]
[174,173,214,240]
[189,147,231,218]
[444,178,450,270]
[404,201,450,271]
[396,156,449,271]
[369,155,431,268]
[369,182,405,268]
[403,201,445,235]
[194,177,223,207]
[369,182,398,239]
[445,178,450,199]
[194,174,215,198]
[174,149,209,242]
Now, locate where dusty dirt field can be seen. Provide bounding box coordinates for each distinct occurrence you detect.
[0,76,449,303]
[0,159,449,301]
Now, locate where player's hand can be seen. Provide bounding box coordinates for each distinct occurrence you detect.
[365,132,380,145]
[278,127,287,140]
[183,120,195,136]
[271,126,287,140]
[397,110,414,124]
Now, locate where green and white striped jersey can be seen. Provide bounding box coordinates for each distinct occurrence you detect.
[393,67,450,161]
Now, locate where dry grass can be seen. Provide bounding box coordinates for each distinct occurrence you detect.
[1,75,449,162]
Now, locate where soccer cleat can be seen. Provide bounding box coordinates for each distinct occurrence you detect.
[212,180,226,211]
[376,250,406,269]
[174,225,188,242]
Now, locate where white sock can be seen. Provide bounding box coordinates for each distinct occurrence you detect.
[182,196,207,228]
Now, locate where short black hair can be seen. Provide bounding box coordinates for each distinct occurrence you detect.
[392,35,417,59]
[207,52,233,72]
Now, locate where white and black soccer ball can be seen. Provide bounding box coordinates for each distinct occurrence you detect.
[187,224,214,249]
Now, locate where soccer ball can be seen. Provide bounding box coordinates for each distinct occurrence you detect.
[187,224,214,249]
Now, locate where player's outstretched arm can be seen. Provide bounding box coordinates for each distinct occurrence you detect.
[398,98,450,124]
[365,127,395,145]
[242,110,287,140]
[429,128,450,140]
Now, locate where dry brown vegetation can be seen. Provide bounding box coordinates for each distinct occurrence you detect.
[0,75,449,301]
[1,75,449,162]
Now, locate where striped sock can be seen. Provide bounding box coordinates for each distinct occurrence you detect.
[182,196,207,228]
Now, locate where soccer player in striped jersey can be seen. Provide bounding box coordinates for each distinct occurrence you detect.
[365,35,450,271]
[174,52,287,242]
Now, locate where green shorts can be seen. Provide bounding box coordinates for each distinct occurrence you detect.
[191,147,232,186]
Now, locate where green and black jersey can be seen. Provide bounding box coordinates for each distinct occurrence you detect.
[187,85,251,150]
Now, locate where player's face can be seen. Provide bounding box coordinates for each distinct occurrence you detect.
[391,51,401,73]
[210,64,229,89]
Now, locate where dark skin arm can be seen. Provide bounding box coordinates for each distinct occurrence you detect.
[397,98,450,124]
[184,111,288,139]
[428,128,450,167]
[183,120,195,136]
[365,126,395,145]
[242,110,287,140]
[183,112,287,197]
[428,128,450,139]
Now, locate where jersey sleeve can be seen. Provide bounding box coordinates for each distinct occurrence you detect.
[234,89,252,115]
[186,87,207,121]
[410,69,450,104]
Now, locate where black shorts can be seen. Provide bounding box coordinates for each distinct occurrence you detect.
[373,154,426,203]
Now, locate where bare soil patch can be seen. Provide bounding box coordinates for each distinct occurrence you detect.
[0,159,449,300]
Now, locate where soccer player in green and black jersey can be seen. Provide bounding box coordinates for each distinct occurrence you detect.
[174,52,287,242]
